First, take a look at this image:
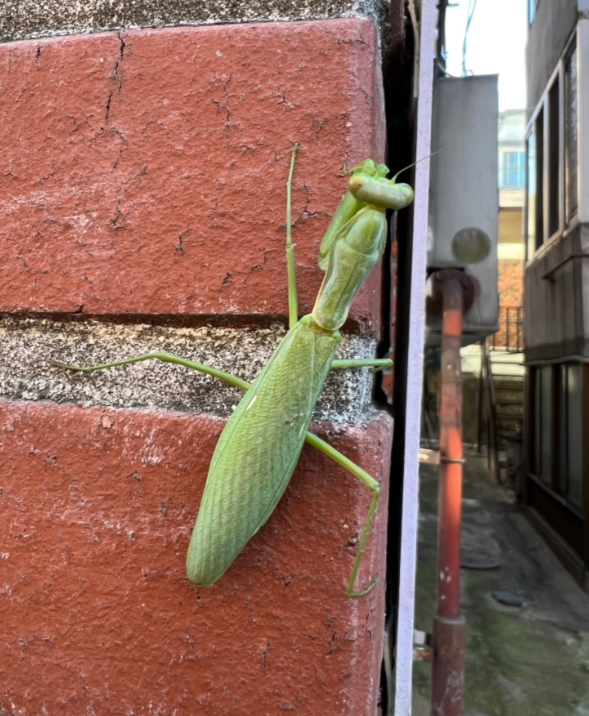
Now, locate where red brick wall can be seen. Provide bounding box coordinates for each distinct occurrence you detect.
[0,19,395,716]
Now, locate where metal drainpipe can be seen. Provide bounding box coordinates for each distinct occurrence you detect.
[431,270,467,716]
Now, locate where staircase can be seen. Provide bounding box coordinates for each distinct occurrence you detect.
[482,313,525,486]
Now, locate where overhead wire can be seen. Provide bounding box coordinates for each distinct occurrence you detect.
[436,0,449,74]
[461,0,479,76]
[392,108,534,181]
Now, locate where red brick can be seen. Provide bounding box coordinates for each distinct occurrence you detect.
[494,257,524,347]
[0,400,391,716]
[0,20,385,330]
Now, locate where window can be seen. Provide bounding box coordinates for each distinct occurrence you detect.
[531,366,553,483]
[539,365,553,486]
[532,363,584,509]
[525,35,580,256]
[526,112,543,256]
[557,364,584,507]
[532,367,541,475]
[547,77,560,238]
[500,151,525,187]
[565,45,578,222]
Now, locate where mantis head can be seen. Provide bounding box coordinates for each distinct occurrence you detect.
[347,173,414,211]
[318,160,414,272]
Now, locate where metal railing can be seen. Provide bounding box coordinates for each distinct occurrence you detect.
[491,306,524,352]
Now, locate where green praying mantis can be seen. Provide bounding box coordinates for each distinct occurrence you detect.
[52,145,414,597]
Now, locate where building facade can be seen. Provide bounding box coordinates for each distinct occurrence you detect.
[523,0,589,588]
[497,109,526,348]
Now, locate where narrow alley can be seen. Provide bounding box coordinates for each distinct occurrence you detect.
[413,456,589,715]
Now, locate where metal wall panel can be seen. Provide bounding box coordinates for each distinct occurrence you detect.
[427,75,499,346]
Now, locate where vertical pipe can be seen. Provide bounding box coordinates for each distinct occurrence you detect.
[476,343,484,453]
[431,274,466,716]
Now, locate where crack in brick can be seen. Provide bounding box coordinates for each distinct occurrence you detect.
[261,639,271,669]
[211,73,234,127]
[104,90,113,124]
[176,228,191,253]
[117,31,126,61]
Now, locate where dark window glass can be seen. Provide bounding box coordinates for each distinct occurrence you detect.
[558,365,567,492]
[532,368,542,475]
[556,364,583,508]
[535,111,544,249]
[539,366,552,485]
[548,79,560,237]
[566,364,583,507]
[526,110,544,255]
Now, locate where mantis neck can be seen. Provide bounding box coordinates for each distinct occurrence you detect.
[298,313,341,340]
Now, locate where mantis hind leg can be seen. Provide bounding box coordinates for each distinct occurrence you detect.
[51,352,250,391]
[304,432,381,598]
[286,142,299,330]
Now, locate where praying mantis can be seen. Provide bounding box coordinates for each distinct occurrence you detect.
[52,145,414,597]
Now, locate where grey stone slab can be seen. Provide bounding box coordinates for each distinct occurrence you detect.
[491,590,523,607]
[0,0,389,43]
[0,317,384,425]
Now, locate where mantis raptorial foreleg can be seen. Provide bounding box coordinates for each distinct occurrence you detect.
[51,351,382,596]
[286,142,299,330]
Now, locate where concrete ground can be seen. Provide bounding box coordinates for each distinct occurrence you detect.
[412,454,589,716]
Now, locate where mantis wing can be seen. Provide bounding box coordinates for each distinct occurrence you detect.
[186,317,339,586]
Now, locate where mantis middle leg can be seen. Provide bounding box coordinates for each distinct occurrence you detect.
[52,351,382,596]
[304,431,380,597]
[331,358,391,372]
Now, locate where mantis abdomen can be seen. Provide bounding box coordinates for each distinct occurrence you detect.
[186,315,340,586]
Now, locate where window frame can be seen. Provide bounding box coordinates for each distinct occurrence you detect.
[526,361,586,520]
[564,43,579,223]
[525,29,581,263]
[499,150,526,188]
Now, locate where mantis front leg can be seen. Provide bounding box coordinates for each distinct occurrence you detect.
[285,142,299,330]
[51,351,382,596]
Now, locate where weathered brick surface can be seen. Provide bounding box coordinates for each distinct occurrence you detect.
[0,17,394,716]
[0,401,391,716]
[498,258,524,309]
[0,20,385,331]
